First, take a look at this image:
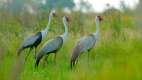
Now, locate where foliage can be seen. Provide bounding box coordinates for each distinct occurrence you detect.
[0,4,142,80]
[0,0,75,14]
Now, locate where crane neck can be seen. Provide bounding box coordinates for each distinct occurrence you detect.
[41,14,52,39]
[93,18,100,39]
[60,17,68,42]
[46,15,52,30]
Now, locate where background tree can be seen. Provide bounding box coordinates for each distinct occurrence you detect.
[37,0,75,12]
[134,0,142,31]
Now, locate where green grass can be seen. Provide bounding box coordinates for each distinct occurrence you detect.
[0,11,142,80]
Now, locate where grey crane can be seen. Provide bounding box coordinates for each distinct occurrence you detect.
[35,16,69,67]
[17,10,56,59]
[70,16,103,69]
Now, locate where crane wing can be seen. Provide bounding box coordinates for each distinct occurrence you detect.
[21,32,41,48]
[39,36,63,55]
[77,34,96,52]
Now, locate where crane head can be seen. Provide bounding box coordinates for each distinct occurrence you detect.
[96,16,103,22]
[64,16,70,23]
[50,9,56,17]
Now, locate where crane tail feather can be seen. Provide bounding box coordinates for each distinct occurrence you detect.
[70,45,82,69]
[35,51,44,67]
[17,48,24,56]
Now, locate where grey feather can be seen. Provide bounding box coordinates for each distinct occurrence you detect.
[35,36,63,67]
[22,34,40,48]
[76,34,96,52]
[17,32,42,56]
[71,34,96,68]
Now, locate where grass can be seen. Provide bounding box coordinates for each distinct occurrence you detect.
[0,10,142,80]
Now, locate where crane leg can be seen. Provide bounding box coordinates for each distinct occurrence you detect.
[87,51,90,65]
[88,52,89,62]
[34,48,37,59]
[44,54,49,64]
[54,53,57,64]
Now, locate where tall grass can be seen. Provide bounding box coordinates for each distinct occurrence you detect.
[0,9,142,80]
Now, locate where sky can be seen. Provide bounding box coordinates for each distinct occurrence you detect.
[74,0,139,12]
[0,0,139,13]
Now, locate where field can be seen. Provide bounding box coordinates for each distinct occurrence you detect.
[0,10,142,80]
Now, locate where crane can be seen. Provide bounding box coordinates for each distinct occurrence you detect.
[17,10,56,60]
[70,16,103,69]
[35,16,69,67]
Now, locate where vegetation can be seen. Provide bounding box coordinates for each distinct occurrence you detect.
[0,1,142,80]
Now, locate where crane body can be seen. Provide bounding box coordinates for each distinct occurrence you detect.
[35,16,69,67]
[17,10,56,59]
[35,36,63,66]
[70,16,103,68]
[17,32,42,55]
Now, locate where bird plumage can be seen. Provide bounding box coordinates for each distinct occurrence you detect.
[17,32,42,56]
[60,16,69,42]
[22,32,42,48]
[76,34,96,52]
[35,36,63,67]
[70,16,102,69]
[71,34,96,68]
[17,10,56,56]
[35,16,69,67]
